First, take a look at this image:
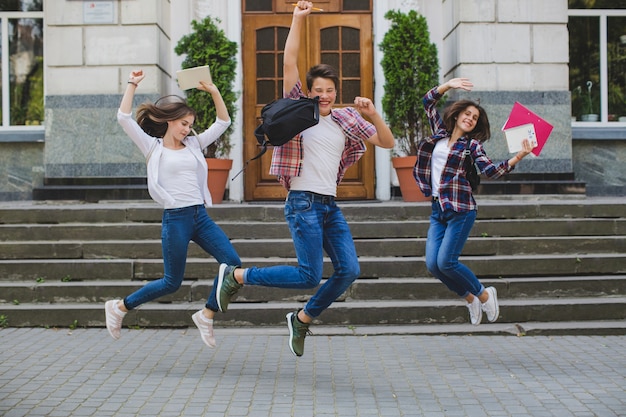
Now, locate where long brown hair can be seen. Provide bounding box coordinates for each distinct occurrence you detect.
[443,100,491,142]
[136,95,197,138]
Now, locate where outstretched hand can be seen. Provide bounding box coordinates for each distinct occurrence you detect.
[447,78,474,91]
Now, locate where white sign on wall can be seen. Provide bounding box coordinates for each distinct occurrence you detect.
[83,1,114,24]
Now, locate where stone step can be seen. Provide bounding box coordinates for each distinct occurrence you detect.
[1,235,624,260]
[1,253,625,281]
[2,199,626,225]
[1,297,624,328]
[1,218,625,241]
[2,276,625,304]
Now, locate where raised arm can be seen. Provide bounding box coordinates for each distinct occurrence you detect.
[436,77,474,95]
[283,1,313,94]
[198,81,230,122]
[120,70,145,113]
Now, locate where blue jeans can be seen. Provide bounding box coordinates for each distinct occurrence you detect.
[425,200,484,298]
[124,205,241,311]
[243,191,360,318]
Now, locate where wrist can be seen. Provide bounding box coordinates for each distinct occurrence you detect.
[127,81,138,87]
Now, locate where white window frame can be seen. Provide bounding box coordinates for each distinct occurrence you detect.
[0,9,44,133]
[569,8,626,127]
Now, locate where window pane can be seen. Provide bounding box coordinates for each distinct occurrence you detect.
[342,53,360,77]
[321,27,339,50]
[341,27,360,50]
[257,80,276,104]
[321,53,339,71]
[342,80,360,104]
[569,16,601,121]
[257,28,275,51]
[0,0,42,12]
[569,0,626,9]
[257,54,276,78]
[343,0,371,11]
[9,17,44,126]
[245,0,272,12]
[607,16,626,121]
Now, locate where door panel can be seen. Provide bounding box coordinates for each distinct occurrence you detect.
[243,13,374,201]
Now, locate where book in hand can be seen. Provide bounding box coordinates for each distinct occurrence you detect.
[176,65,212,90]
[503,123,538,153]
[501,102,553,157]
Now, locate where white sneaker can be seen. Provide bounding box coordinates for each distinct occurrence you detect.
[467,297,482,326]
[105,300,125,340]
[481,287,500,323]
[192,310,216,348]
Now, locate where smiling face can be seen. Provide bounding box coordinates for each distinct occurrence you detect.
[166,114,195,142]
[455,105,480,134]
[308,77,337,116]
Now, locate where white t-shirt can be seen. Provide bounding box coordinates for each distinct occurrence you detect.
[431,139,450,197]
[290,114,345,196]
[159,147,203,209]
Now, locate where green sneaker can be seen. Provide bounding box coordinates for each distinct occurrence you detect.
[216,264,241,312]
[286,310,311,357]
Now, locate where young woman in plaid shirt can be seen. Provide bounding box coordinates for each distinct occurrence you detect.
[414,78,535,325]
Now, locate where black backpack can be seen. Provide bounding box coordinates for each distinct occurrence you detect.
[463,139,481,191]
[232,96,320,180]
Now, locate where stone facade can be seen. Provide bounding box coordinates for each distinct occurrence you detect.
[0,0,624,200]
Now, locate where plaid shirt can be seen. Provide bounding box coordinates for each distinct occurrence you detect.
[413,87,513,212]
[269,81,376,190]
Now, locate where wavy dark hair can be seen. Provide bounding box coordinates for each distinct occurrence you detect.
[306,64,340,91]
[136,95,197,138]
[443,99,491,142]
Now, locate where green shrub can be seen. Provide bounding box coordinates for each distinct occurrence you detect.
[379,10,439,156]
[175,17,238,158]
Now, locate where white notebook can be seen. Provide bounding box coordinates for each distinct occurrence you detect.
[176,65,212,90]
[502,123,538,153]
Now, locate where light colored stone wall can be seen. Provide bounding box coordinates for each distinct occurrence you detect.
[441,0,572,173]
[44,0,171,178]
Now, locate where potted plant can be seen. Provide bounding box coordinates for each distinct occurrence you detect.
[174,16,238,203]
[577,81,599,122]
[379,9,439,202]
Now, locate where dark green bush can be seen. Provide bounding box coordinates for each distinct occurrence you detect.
[175,16,238,158]
[379,10,439,156]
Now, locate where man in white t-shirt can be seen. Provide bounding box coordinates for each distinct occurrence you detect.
[215,1,395,357]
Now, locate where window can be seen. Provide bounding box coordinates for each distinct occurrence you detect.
[0,0,43,130]
[569,1,626,124]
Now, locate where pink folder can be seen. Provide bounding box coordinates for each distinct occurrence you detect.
[502,102,553,157]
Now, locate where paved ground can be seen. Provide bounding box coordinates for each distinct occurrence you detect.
[0,326,624,417]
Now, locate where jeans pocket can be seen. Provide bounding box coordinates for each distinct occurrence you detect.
[286,195,312,216]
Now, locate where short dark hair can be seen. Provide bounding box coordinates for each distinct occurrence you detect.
[443,100,491,142]
[306,64,339,91]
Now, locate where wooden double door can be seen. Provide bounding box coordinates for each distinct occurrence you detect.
[242,3,375,201]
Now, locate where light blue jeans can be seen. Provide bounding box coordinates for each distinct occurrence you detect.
[243,191,360,318]
[123,205,241,311]
[425,200,484,298]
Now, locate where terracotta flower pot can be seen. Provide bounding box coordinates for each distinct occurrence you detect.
[206,158,233,204]
[392,156,430,202]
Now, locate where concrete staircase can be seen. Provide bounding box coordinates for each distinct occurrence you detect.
[0,197,625,335]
